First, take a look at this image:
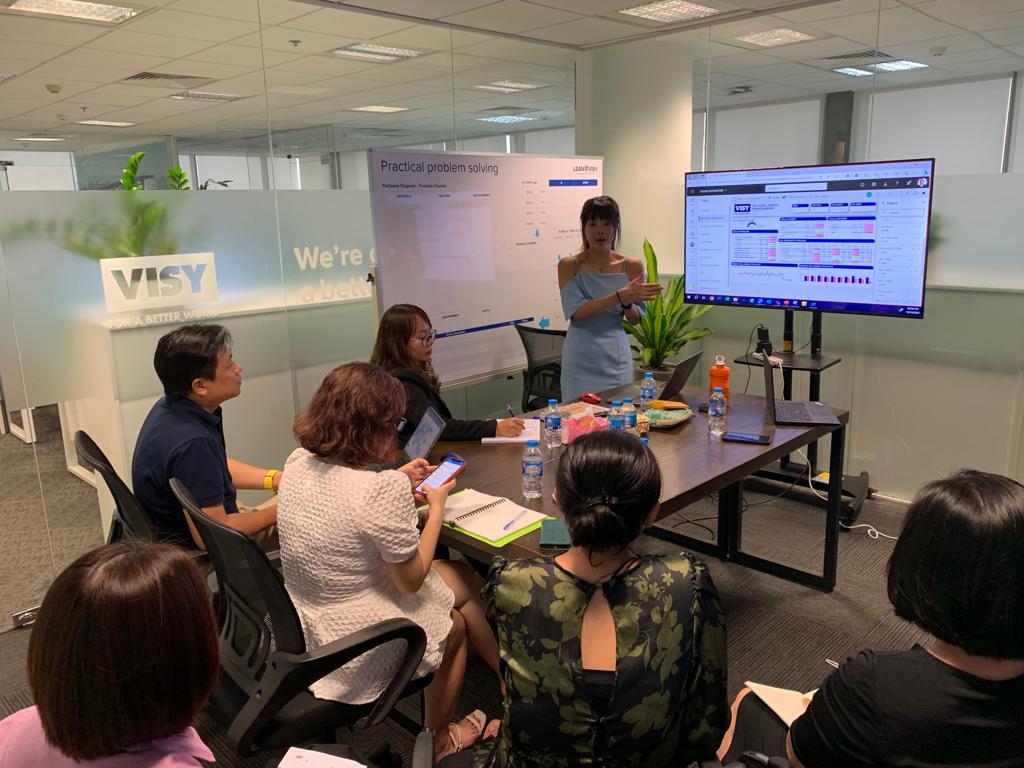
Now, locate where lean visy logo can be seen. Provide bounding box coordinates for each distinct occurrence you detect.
[733,204,751,213]
[100,253,219,313]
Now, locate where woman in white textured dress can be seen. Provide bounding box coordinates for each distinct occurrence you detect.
[277,362,501,761]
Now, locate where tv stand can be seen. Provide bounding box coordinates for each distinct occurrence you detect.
[734,310,870,524]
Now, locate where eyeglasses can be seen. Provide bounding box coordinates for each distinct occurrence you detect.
[392,417,407,431]
[413,329,436,347]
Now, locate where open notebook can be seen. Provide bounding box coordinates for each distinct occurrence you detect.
[481,418,541,444]
[421,489,546,547]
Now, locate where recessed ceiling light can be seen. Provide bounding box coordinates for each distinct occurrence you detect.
[0,0,139,23]
[619,1,721,23]
[477,115,538,124]
[170,90,243,102]
[330,43,424,62]
[76,119,135,127]
[870,60,928,72]
[13,136,65,141]
[735,28,814,47]
[351,105,409,113]
[473,84,521,94]
[833,67,874,77]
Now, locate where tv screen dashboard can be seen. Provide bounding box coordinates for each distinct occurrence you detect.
[684,158,934,318]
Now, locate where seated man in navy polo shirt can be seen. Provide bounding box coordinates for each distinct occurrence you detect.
[132,323,280,547]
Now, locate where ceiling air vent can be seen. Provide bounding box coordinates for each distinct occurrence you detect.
[820,49,893,61]
[124,71,216,89]
[726,85,754,96]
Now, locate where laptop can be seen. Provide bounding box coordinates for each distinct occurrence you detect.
[403,407,446,461]
[761,355,839,426]
[658,349,703,401]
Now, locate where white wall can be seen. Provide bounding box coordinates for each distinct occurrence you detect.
[523,126,574,156]
[457,134,508,153]
[577,37,695,273]
[710,99,822,171]
[298,155,331,190]
[0,150,76,190]
[866,77,1011,174]
[195,155,255,190]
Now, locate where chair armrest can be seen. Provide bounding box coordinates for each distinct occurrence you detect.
[227,618,426,752]
[412,729,434,768]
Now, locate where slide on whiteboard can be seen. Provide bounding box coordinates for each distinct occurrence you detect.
[369,149,603,384]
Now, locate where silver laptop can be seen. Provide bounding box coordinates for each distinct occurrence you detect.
[658,349,703,401]
[403,407,445,460]
[761,355,839,426]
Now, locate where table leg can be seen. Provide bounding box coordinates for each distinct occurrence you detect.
[823,423,845,590]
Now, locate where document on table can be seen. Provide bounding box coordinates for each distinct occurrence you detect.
[481,417,541,444]
[744,681,817,727]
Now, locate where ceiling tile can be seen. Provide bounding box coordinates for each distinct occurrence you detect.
[314,0,495,19]
[150,59,257,79]
[170,0,316,25]
[0,14,111,45]
[0,58,41,77]
[0,41,72,63]
[123,9,258,42]
[84,29,214,58]
[281,7,417,38]
[239,26,357,54]
[525,17,648,46]
[187,43,305,68]
[777,0,899,23]
[442,1,580,35]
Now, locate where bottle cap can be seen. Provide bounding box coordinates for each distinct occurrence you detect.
[526,440,539,447]
[640,437,649,445]
[623,397,633,403]
[611,400,622,406]
[643,371,653,378]
[715,355,725,366]
[712,387,723,393]
[548,399,557,405]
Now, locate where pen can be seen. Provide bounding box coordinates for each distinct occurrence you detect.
[503,509,528,531]
[506,403,515,418]
[825,658,839,668]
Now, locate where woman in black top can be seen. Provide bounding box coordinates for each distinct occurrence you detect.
[718,469,1024,768]
[370,304,524,445]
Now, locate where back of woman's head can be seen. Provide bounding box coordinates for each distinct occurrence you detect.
[370,303,431,373]
[887,469,1024,659]
[293,361,405,465]
[27,541,218,760]
[555,430,661,550]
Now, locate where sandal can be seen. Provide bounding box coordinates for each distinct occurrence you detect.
[442,709,486,756]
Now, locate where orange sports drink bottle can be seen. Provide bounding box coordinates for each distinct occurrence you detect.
[709,355,731,403]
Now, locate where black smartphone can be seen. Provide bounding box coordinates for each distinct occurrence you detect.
[722,431,771,445]
[539,518,571,549]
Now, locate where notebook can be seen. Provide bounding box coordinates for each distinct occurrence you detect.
[422,489,546,546]
[744,681,818,727]
[480,418,542,444]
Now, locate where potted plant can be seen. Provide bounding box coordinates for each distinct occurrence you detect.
[624,238,712,379]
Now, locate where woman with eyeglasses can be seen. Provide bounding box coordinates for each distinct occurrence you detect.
[371,304,524,445]
[276,362,502,761]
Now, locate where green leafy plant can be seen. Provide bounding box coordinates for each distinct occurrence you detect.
[623,238,713,370]
[167,165,191,190]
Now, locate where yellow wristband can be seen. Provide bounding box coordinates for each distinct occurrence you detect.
[263,469,278,492]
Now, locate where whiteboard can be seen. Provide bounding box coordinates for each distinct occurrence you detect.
[369,149,603,384]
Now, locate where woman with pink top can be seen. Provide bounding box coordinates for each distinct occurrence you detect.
[0,541,218,767]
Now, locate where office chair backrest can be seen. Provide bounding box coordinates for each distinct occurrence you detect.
[74,430,158,542]
[515,324,566,411]
[170,478,306,692]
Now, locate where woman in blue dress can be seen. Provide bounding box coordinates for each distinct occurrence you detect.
[558,196,662,400]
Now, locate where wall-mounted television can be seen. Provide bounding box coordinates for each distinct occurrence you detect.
[684,158,934,318]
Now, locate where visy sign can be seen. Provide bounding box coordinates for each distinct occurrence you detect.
[100,253,219,313]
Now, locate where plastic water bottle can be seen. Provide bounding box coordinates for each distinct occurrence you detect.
[639,372,656,411]
[621,398,637,434]
[608,401,625,431]
[543,399,562,449]
[708,387,727,438]
[522,440,544,498]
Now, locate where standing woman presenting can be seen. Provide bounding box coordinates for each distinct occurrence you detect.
[558,196,662,400]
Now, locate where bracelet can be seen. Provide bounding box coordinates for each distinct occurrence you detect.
[263,469,278,492]
[616,290,633,311]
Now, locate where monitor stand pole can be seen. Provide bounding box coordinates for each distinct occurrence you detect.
[752,310,871,524]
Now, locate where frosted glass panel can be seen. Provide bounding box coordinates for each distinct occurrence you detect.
[711,99,821,170]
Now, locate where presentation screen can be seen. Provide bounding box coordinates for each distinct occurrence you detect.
[684,158,934,318]
[369,149,602,384]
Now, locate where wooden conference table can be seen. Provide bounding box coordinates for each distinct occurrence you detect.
[434,383,849,593]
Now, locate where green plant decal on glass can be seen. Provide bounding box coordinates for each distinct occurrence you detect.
[623,238,713,371]
[3,150,194,260]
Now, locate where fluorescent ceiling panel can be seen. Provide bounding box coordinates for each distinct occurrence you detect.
[477,115,537,124]
[351,105,410,112]
[619,1,721,23]
[871,60,928,71]
[0,0,139,23]
[734,28,815,47]
[833,67,874,77]
[76,119,135,126]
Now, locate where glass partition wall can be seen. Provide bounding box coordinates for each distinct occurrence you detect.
[0,0,576,631]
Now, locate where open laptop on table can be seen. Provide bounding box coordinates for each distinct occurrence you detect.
[761,355,839,426]
[658,349,703,401]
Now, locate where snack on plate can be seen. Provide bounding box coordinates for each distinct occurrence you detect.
[636,413,651,435]
[649,399,688,410]
[645,407,692,429]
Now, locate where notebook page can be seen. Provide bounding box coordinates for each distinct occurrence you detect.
[480,418,542,444]
[442,489,546,541]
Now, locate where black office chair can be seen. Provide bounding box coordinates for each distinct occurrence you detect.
[75,430,158,544]
[514,325,566,412]
[169,478,432,759]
